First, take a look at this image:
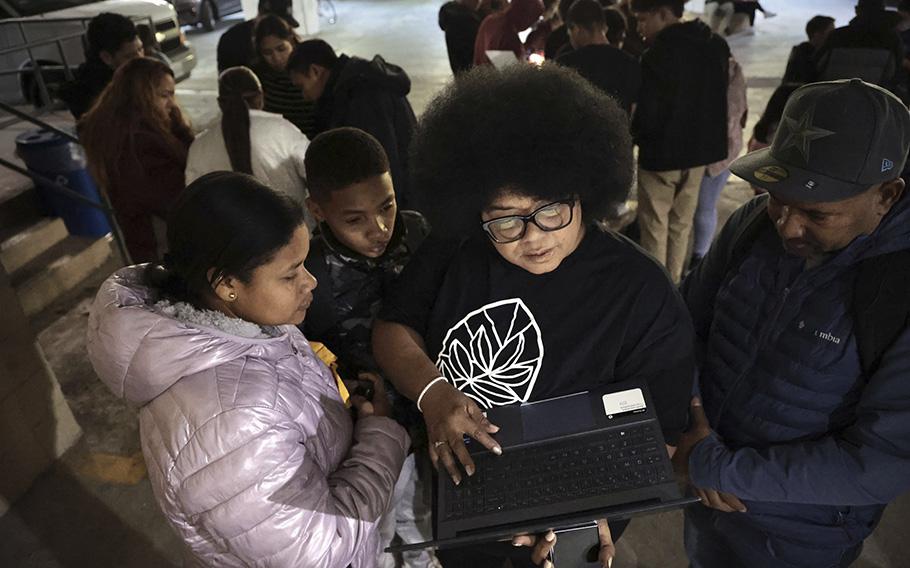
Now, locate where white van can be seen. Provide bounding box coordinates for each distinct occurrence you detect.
[0,0,197,105]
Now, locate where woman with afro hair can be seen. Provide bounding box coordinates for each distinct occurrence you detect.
[374,64,695,566]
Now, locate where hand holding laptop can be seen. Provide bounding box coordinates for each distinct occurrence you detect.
[389,382,699,555]
[421,381,502,485]
[672,397,746,514]
[510,519,616,568]
[511,530,557,567]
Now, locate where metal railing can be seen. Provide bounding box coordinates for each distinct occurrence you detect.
[0,15,157,110]
[0,15,171,266]
[0,100,132,265]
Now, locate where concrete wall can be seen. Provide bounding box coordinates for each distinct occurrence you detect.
[0,264,81,517]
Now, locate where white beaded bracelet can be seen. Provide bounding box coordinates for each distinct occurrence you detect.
[416,376,448,413]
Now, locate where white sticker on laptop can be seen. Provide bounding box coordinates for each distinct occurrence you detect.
[602,388,646,420]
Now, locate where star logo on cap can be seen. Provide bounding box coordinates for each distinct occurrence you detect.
[778,105,835,163]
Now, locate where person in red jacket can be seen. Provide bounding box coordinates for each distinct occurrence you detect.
[473,0,544,65]
[79,57,193,263]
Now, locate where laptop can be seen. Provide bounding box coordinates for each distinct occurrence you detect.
[485,50,521,70]
[389,380,699,553]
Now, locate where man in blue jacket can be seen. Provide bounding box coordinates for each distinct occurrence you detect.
[678,79,910,567]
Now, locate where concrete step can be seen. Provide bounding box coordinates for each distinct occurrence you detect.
[1,217,68,274]
[9,234,113,316]
[0,187,44,231]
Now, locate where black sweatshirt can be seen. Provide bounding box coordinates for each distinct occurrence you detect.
[633,20,730,172]
[378,227,695,444]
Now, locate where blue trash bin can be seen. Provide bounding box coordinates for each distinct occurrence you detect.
[15,129,111,237]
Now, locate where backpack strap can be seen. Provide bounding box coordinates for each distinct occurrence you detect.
[725,193,772,276]
[852,249,910,376]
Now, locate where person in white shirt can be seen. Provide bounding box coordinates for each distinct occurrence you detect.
[186,66,312,225]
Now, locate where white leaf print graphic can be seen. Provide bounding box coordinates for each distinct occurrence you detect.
[436,298,543,408]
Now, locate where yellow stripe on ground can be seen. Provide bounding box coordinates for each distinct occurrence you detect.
[78,451,147,485]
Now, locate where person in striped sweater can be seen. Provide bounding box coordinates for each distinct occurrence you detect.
[251,15,318,139]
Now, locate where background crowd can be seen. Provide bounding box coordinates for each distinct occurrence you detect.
[54,0,910,566]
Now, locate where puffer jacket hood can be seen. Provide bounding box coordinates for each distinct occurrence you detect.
[334,54,412,98]
[87,266,286,406]
[87,266,409,567]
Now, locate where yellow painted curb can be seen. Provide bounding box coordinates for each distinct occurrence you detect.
[78,451,147,485]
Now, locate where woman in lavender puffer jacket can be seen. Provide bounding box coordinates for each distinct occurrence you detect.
[87,172,409,567]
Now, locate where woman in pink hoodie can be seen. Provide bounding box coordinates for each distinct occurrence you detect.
[87,172,409,567]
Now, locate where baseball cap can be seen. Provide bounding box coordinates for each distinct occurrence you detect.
[730,79,910,203]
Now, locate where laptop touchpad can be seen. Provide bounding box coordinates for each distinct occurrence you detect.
[521,394,594,442]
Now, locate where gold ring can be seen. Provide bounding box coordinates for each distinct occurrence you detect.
[433,440,447,448]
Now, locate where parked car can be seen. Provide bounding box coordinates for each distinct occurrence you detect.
[0,0,197,106]
[169,0,241,31]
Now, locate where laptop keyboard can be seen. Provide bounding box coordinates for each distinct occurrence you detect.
[442,423,671,521]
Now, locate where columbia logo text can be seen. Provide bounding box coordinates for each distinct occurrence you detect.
[814,330,841,345]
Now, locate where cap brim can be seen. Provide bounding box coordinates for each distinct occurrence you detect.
[729,148,866,203]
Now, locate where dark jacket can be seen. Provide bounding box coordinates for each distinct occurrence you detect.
[59,57,112,119]
[303,210,429,376]
[544,25,569,60]
[632,20,729,172]
[439,1,482,74]
[316,55,417,209]
[303,210,429,427]
[216,19,257,72]
[752,83,800,145]
[681,195,910,549]
[782,41,817,85]
[557,44,641,114]
[816,14,905,94]
[107,125,192,263]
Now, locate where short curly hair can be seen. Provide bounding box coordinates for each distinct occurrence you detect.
[411,64,633,237]
[305,127,390,202]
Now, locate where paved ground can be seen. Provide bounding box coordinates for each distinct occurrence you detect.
[3,0,910,566]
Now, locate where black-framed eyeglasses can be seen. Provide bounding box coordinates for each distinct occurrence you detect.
[481,199,576,244]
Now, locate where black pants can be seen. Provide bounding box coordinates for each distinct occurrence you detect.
[733,1,764,26]
[436,519,630,568]
[684,506,863,568]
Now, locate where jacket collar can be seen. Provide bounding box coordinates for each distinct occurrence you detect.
[316,211,410,268]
